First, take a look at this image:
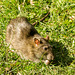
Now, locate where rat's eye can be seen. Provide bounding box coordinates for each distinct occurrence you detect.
[43,47,48,50]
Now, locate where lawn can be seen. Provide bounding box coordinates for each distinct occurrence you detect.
[0,0,75,75]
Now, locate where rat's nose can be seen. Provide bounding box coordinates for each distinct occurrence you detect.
[47,54,54,61]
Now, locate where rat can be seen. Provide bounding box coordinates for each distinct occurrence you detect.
[6,16,54,65]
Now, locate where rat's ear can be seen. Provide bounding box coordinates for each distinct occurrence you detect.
[45,35,49,41]
[34,38,40,46]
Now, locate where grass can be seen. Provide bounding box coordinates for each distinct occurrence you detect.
[0,0,75,75]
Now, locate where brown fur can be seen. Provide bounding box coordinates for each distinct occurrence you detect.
[6,17,54,64]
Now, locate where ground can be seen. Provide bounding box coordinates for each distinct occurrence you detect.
[0,0,75,75]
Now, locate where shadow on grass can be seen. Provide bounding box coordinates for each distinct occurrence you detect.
[49,40,74,66]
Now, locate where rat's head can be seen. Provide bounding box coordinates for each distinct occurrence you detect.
[33,36,54,65]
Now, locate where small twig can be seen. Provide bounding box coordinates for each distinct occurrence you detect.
[32,11,50,26]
